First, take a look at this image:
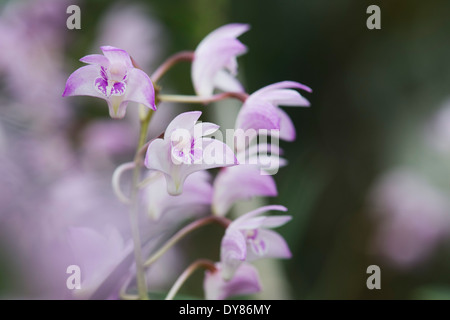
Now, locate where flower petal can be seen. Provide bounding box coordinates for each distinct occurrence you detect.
[253,81,312,95]
[123,68,156,110]
[246,229,292,261]
[188,138,238,171]
[100,45,133,69]
[236,215,292,230]
[277,108,296,141]
[213,69,245,93]
[144,138,171,176]
[221,227,247,280]
[255,89,310,107]
[80,54,109,66]
[235,99,280,133]
[204,262,261,300]
[165,111,202,139]
[213,165,278,216]
[62,65,105,99]
[231,205,287,227]
[144,171,212,221]
[194,122,220,138]
[193,39,247,96]
[197,23,250,51]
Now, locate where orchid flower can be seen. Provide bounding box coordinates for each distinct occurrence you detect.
[192,23,249,97]
[63,46,155,119]
[213,142,286,216]
[235,81,311,141]
[220,205,292,280]
[212,165,277,217]
[203,262,261,300]
[144,111,238,195]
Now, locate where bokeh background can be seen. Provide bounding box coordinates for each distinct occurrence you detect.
[1,0,450,299]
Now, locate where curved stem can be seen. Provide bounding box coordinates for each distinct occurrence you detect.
[165,259,216,300]
[158,92,248,104]
[151,51,194,83]
[119,273,139,300]
[144,216,231,268]
[137,172,162,189]
[128,108,155,300]
[112,162,135,204]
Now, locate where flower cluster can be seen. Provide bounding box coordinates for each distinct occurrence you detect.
[63,23,311,300]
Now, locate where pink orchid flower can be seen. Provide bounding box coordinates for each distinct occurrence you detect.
[63,46,155,119]
[203,262,261,300]
[213,143,286,216]
[220,205,292,280]
[144,111,238,195]
[213,165,277,217]
[236,81,311,141]
[192,23,249,97]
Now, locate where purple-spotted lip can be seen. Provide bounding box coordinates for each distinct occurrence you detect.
[171,136,203,165]
[94,66,128,98]
[246,229,267,256]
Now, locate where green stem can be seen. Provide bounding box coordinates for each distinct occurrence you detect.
[158,92,248,104]
[144,216,230,268]
[129,108,154,300]
[151,51,194,83]
[165,259,217,300]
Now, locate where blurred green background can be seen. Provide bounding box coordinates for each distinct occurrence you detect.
[2,0,450,299]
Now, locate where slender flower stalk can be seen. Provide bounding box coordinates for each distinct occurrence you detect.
[112,162,135,204]
[127,108,154,300]
[119,273,139,300]
[158,92,248,104]
[151,51,194,83]
[165,259,216,300]
[144,216,230,268]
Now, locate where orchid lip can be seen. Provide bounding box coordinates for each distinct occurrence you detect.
[95,66,127,98]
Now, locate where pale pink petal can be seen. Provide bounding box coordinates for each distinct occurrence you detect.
[100,45,133,68]
[220,227,247,280]
[144,139,172,176]
[194,122,220,138]
[122,68,156,110]
[204,262,261,300]
[255,89,310,107]
[197,23,250,51]
[144,171,212,221]
[79,54,109,66]
[213,69,245,93]
[246,229,292,261]
[277,108,296,141]
[213,165,278,216]
[62,65,104,99]
[191,138,238,169]
[103,95,128,119]
[165,111,201,138]
[193,39,247,96]
[245,143,284,158]
[232,205,287,226]
[236,215,292,230]
[236,99,280,132]
[253,81,312,95]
